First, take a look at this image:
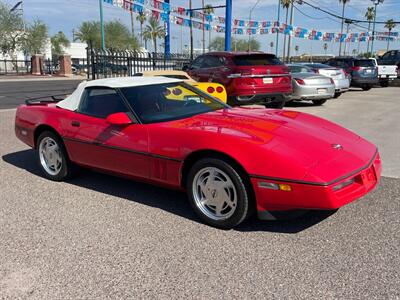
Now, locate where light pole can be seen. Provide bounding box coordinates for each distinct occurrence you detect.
[275,0,281,56]
[343,19,352,56]
[370,0,384,56]
[248,0,262,51]
[225,0,232,51]
[99,0,105,50]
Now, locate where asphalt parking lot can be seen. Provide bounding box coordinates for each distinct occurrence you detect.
[1,83,399,299]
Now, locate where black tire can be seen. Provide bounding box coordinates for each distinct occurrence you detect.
[265,101,285,109]
[380,80,389,88]
[36,131,74,181]
[333,92,341,99]
[362,84,372,91]
[187,158,252,229]
[312,99,327,106]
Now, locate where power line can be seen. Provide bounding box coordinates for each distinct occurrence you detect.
[300,0,400,24]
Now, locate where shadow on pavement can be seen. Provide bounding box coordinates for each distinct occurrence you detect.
[2,149,336,234]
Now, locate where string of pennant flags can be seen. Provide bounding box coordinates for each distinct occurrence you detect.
[103,0,399,43]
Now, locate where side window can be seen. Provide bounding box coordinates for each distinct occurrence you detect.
[326,59,336,66]
[203,56,223,68]
[190,57,204,69]
[78,88,128,118]
[381,52,391,60]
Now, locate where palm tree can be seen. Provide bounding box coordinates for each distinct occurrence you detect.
[294,45,299,56]
[203,4,214,51]
[384,19,396,51]
[338,0,350,56]
[281,0,291,60]
[142,17,165,54]
[365,7,374,54]
[74,21,101,49]
[136,11,147,48]
[323,43,328,55]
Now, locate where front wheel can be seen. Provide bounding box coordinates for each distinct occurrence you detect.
[187,158,252,229]
[37,131,74,181]
[312,99,327,106]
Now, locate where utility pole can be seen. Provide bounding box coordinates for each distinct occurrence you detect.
[286,0,294,63]
[99,0,105,50]
[338,0,346,56]
[202,0,206,54]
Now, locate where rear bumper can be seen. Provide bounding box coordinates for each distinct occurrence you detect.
[333,78,350,92]
[228,93,292,106]
[291,84,335,101]
[253,152,381,219]
[351,78,379,86]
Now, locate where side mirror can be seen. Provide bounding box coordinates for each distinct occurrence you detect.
[106,112,133,125]
[182,64,190,72]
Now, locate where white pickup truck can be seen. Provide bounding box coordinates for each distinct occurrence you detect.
[370,58,398,87]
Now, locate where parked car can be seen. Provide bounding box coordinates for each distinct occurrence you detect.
[377,50,400,78]
[301,63,350,98]
[135,70,228,102]
[185,52,292,108]
[287,64,335,105]
[15,76,381,229]
[325,57,378,90]
[370,58,398,87]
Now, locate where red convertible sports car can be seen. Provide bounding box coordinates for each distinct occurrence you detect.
[15,77,381,229]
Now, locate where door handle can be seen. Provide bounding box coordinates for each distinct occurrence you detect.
[71,121,80,127]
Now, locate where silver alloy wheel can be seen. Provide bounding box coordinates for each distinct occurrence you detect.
[39,137,63,176]
[192,167,238,221]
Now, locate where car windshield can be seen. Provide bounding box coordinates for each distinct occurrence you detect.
[288,65,313,73]
[354,60,375,67]
[232,54,282,66]
[120,82,228,124]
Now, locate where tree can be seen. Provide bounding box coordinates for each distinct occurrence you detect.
[105,20,138,50]
[51,31,70,59]
[203,4,214,51]
[338,0,350,56]
[22,20,49,55]
[365,7,374,54]
[323,43,328,55]
[136,11,147,48]
[74,21,101,48]
[384,19,396,51]
[0,2,25,58]
[142,17,165,54]
[281,0,291,60]
[294,45,299,56]
[209,37,260,52]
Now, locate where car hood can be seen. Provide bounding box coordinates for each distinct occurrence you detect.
[167,107,377,183]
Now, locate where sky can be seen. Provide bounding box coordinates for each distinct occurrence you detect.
[4,0,400,55]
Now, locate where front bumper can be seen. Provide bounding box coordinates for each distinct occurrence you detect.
[253,152,381,219]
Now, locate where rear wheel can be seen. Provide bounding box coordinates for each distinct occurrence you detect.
[333,92,342,98]
[380,80,389,88]
[265,101,285,109]
[362,84,372,91]
[37,131,74,181]
[312,99,327,106]
[187,158,252,229]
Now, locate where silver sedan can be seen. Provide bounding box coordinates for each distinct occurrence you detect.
[287,64,335,105]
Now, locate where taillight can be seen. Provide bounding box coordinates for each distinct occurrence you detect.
[207,86,215,93]
[313,69,319,74]
[295,78,305,85]
[216,86,224,93]
[172,88,182,95]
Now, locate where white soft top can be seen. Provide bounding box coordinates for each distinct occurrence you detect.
[57,76,182,111]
